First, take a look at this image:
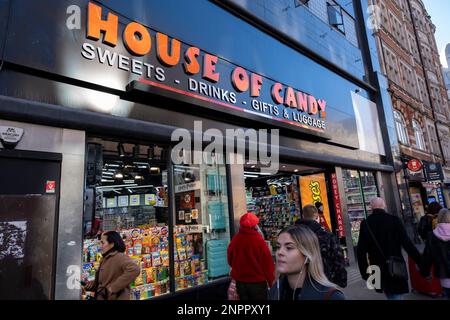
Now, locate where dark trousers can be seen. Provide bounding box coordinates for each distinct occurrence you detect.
[236,281,268,300]
[443,288,450,300]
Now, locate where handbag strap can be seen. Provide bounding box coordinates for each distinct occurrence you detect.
[365,220,387,262]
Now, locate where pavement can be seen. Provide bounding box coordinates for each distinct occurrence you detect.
[342,245,446,300]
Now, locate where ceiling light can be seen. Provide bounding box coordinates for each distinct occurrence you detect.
[114,172,124,179]
[294,169,299,173]
[135,174,144,180]
[251,165,256,168]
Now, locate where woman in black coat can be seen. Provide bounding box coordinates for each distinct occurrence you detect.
[421,209,450,299]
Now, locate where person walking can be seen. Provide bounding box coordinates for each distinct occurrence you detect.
[296,205,347,288]
[227,212,275,300]
[418,202,442,242]
[315,202,331,232]
[84,231,140,300]
[421,208,450,299]
[357,197,422,300]
[269,225,345,300]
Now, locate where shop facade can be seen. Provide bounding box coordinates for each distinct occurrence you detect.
[0,0,401,300]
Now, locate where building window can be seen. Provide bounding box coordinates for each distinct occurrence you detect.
[394,111,409,145]
[412,120,426,151]
[327,3,345,34]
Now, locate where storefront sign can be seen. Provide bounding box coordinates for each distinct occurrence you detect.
[424,162,444,182]
[407,159,423,172]
[405,158,425,181]
[299,174,332,230]
[83,2,328,136]
[0,126,24,149]
[175,181,201,193]
[331,173,345,238]
[436,187,446,208]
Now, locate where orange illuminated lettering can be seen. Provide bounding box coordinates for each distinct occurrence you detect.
[251,74,263,97]
[309,96,318,115]
[184,47,201,75]
[87,2,118,46]
[123,22,151,56]
[284,87,297,109]
[271,83,284,105]
[231,67,249,92]
[156,33,181,67]
[203,54,220,83]
[296,92,308,112]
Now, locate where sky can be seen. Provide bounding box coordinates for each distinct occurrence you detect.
[422,0,450,68]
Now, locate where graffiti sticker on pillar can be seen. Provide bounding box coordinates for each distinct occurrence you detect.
[331,173,345,238]
[46,181,56,194]
[80,2,329,137]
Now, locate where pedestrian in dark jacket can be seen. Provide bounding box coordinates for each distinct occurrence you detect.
[84,231,140,300]
[421,208,450,299]
[418,202,442,242]
[315,202,331,232]
[357,197,421,300]
[269,225,345,300]
[227,212,275,300]
[296,205,347,288]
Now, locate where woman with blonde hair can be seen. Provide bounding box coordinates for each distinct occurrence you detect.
[269,225,345,300]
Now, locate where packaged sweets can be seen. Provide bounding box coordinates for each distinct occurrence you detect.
[191,255,200,273]
[178,248,186,260]
[146,268,154,283]
[174,262,180,278]
[135,272,143,286]
[141,269,148,284]
[161,250,169,267]
[152,252,162,267]
[142,254,152,268]
[134,243,142,256]
[186,247,193,258]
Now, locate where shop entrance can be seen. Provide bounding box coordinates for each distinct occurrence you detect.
[0,150,61,299]
[244,162,333,254]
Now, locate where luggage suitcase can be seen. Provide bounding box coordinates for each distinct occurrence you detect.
[408,256,442,297]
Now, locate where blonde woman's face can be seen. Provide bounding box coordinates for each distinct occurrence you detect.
[276,233,306,275]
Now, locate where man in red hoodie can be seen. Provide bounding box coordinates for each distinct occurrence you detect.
[227,212,275,300]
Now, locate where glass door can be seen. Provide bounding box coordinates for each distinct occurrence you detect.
[342,170,379,246]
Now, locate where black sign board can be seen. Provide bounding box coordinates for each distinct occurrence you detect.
[423,162,444,182]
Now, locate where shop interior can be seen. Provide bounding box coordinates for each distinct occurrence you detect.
[244,162,331,253]
[81,139,230,300]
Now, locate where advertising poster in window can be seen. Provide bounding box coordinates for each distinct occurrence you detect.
[299,174,331,230]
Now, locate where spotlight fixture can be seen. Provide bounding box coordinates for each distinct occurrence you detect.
[135,174,144,180]
[114,172,124,179]
[117,143,126,158]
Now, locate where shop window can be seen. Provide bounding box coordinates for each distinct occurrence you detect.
[342,170,379,247]
[172,152,230,292]
[82,139,171,300]
[394,110,409,145]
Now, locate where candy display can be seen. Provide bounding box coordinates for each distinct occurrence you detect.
[81,224,210,299]
[173,225,209,291]
[246,176,301,249]
[81,226,171,300]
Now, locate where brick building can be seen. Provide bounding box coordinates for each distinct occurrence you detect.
[371,0,450,228]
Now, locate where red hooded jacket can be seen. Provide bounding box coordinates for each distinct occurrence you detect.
[227,227,275,287]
